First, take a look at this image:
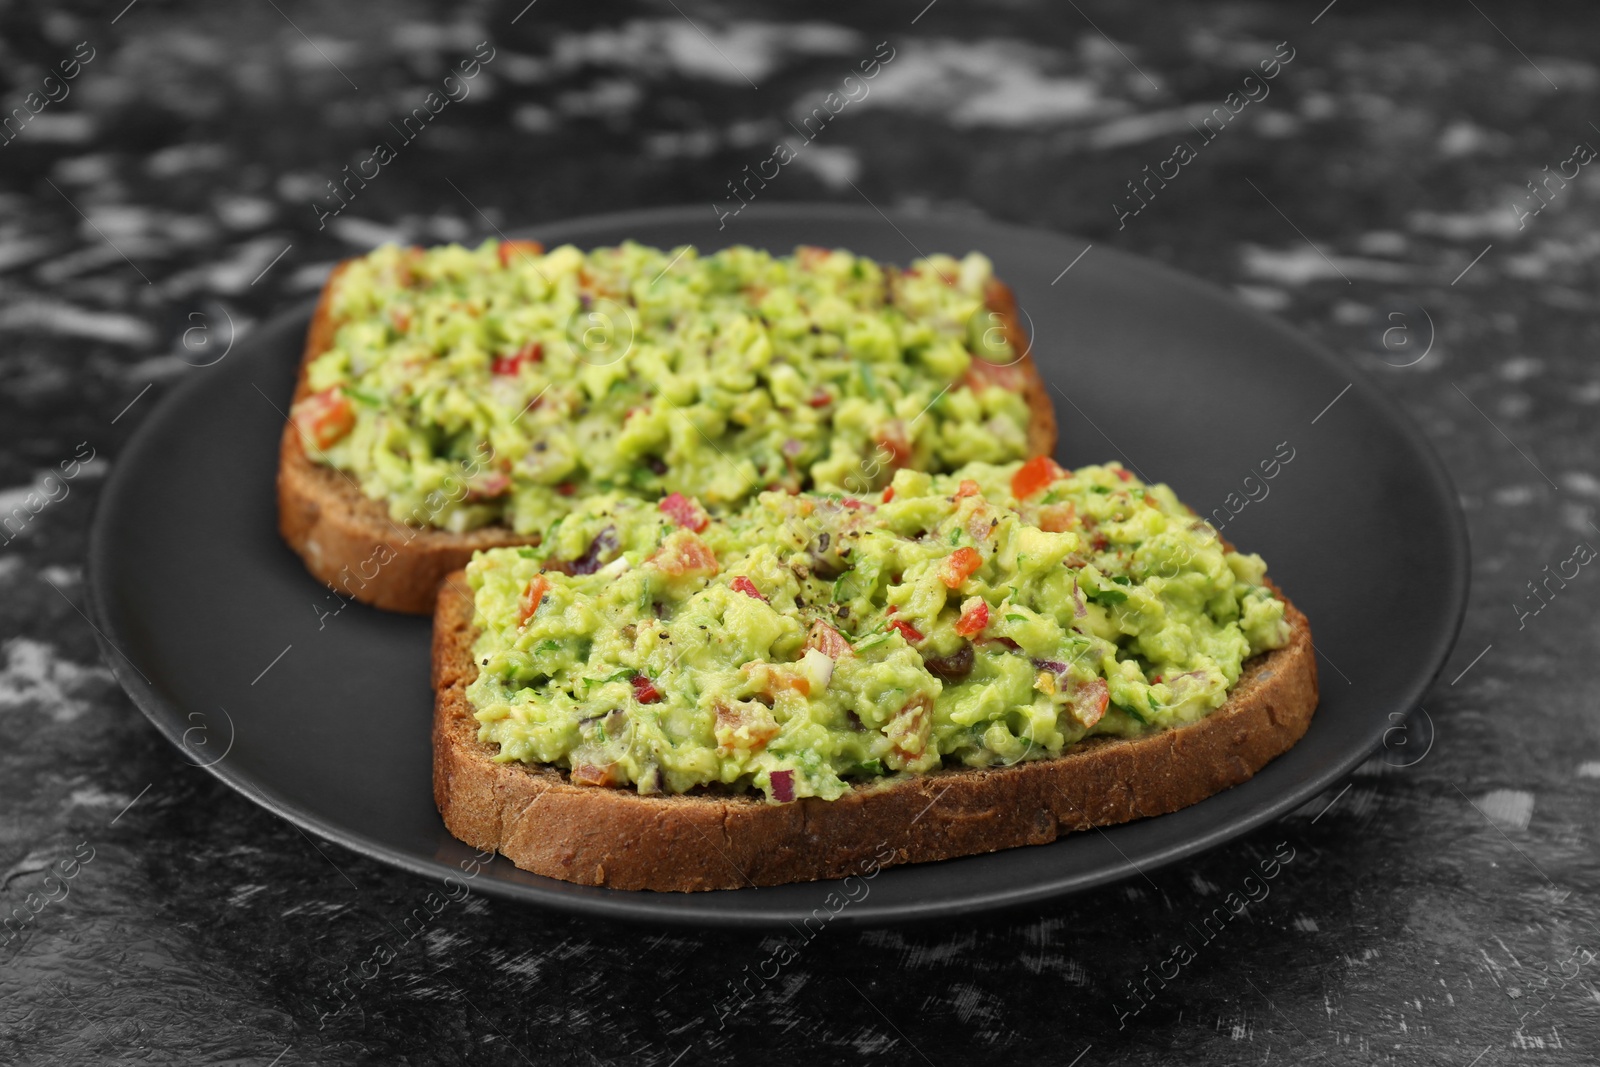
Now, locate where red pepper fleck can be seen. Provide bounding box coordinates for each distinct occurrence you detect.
[518,575,550,625]
[1011,455,1065,499]
[889,619,924,643]
[1114,466,1132,482]
[556,482,577,497]
[491,341,542,376]
[730,576,767,602]
[881,486,895,503]
[498,239,542,268]
[807,390,832,408]
[292,388,356,451]
[658,492,710,532]
[940,546,983,589]
[954,599,989,636]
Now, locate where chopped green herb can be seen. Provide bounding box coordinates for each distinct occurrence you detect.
[343,386,385,407]
[1112,700,1148,725]
[859,363,879,400]
[583,668,637,689]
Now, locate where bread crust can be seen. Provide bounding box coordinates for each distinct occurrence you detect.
[277,258,1061,614]
[432,572,1319,892]
[275,262,531,614]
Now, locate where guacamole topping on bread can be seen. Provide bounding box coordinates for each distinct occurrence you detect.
[463,459,1290,803]
[294,240,1032,535]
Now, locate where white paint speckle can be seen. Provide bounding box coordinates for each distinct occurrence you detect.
[423,928,466,956]
[1560,472,1600,497]
[1576,761,1600,778]
[1499,356,1545,382]
[68,785,134,809]
[856,39,1109,127]
[1357,231,1409,256]
[0,638,113,722]
[38,564,79,587]
[1294,916,1320,932]
[1474,789,1535,832]
[228,884,268,907]
[0,301,154,346]
[1234,285,1289,311]
[1491,484,1538,507]
[791,145,862,190]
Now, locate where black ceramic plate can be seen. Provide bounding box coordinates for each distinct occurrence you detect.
[88,203,1469,927]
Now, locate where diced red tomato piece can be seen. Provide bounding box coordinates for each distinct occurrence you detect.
[807,390,832,408]
[1037,502,1076,532]
[940,546,984,589]
[391,307,412,333]
[887,694,933,764]
[841,497,863,510]
[889,619,924,643]
[630,674,663,704]
[1074,678,1109,728]
[769,769,795,802]
[491,341,542,376]
[1011,455,1065,499]
[954,598,989,637]
[650,532,719,577]
[962,357,1025,392]
[570,762,623,787]
[465,470,511,501]
[730,576,767,602]
[556,482,577,497]
[658,492,709,532]
[497,239,542,268]
[881,486,895,503]
[715,701,781,751]
[292,388,356,451]
[518,575,550,624]
[955,479,980,499]
[1114,466,1132,483]
[797,246,832,270]
[805,621,854,660]
[873,420,912,469]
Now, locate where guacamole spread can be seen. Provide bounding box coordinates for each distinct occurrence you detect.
[464,458,1291,802]
[294,240,1032,534]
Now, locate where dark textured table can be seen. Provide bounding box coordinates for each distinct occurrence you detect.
[3,1,1597,1063]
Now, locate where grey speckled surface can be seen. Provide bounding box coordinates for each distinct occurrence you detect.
[1,1,1598,1063]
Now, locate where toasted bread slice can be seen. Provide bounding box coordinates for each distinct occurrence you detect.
[431,572,1317,893]
[277,257,1058,615]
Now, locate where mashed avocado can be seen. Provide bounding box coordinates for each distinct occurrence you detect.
[295,240,1032,534]
[464,459,1291,802]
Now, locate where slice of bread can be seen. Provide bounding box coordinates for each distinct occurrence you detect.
[431,572,1318,893]
[277,256,1058,615]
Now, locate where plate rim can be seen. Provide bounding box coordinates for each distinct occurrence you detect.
[86,201,1471,927]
